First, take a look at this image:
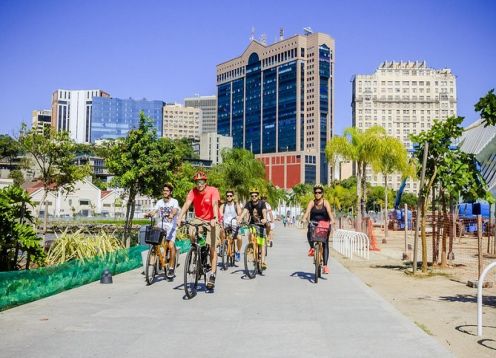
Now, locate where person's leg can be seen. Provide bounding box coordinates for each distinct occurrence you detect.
[168,239,176,269]
[209,223,218,274]
[233,226,242,260]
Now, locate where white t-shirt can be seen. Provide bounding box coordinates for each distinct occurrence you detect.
[265,202,273,223]
[223,202,238,226]
[154,198,180,230]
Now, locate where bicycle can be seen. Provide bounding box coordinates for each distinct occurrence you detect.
[144,218,180,285]
[224,218,238,268]
[309,221,329,284]
[183,221,212,299]
[217,226,228,270]
[242,223,267,279]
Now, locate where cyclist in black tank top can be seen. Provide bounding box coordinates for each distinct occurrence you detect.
[301,184,334,274]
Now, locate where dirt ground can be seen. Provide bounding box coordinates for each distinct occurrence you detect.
[331,227,496,358]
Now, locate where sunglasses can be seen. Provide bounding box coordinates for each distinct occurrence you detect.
[195,180,206,185]
[314,191,323,194]
[251,194,258,197]
[226,194,233,197]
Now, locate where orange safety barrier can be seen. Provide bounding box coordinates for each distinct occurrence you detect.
[367,218,381,251]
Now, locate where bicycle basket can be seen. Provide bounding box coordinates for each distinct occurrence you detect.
[310,225,329,242]
[145,226,165,245]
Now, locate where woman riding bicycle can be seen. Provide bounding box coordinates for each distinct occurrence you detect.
[301,184,333,274]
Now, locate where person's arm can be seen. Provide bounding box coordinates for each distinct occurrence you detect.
[261,208,267,224]
[211,198,219,227]
[178,198,193,224]
[324,200,334,224]
[301,200,314,223]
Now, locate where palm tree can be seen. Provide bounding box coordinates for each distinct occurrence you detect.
[371,135,413,242]
[326,126,385,230]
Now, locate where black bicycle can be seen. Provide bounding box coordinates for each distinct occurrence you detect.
[309,221,329,283]
[183,221,212,299]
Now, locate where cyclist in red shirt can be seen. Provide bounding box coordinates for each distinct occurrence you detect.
[178,171,221,289]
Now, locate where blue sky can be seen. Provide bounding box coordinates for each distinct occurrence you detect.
[0,0,495,136]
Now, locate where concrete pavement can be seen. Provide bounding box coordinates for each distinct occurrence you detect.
[0,226,452,357]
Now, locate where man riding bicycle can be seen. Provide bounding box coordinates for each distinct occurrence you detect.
[144,182,180,277]
[260,195,274,247]
[301,184,334,274]
[219,190,242,261]
[178,171,221,289]
[237,187,268,269]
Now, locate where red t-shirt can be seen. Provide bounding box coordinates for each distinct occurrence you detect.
[186,186,220,221]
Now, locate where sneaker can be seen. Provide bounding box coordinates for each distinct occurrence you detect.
[206,274,216,289]
[167,268,175,278]
[308,248,315,257]
[323,265,329,274]
[269,240,273,248]
[235,252,241,262]
[261,262,268,270]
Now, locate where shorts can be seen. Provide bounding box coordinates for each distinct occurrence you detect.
[156,223,176,243]
[190,218,221,248]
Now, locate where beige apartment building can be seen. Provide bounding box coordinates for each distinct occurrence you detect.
[199,132,233,165]
[216,29,335,188]
[163,104,201,140]
[184,95,217,134]
[31,110,52,135]
[352,61,457,193]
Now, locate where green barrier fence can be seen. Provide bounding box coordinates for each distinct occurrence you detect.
[0,240,192,311]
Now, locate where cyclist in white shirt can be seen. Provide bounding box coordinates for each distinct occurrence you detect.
[145,183,180,276]
[219,190,242,261]
[261,195,274,247]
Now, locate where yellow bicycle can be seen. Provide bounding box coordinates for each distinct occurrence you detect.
[242,223,267,279]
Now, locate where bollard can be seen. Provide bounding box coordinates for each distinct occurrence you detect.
[100,268,113,284]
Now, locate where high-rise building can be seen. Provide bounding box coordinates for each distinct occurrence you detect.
[90,97,164,142]
[199,132,233,165]
[31,110,51,135]
[163,104,201,140]
[184,95,217,134]
[352,61,457,192]
[51,89,110,143]
[216,30,335,188]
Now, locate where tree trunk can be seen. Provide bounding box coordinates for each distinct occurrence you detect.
[361,162,367,225]
[124,187,136,248]
[448,198,455,260]
[356,163,362,231]
[383,174,388,243]
[41,190,49,234]
[25,250,31,270]
[440,190,448,268]
[431,186,438,264]
[421,199,428,273]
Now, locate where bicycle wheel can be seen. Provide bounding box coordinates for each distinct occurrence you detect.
[219,240,228,270]
[244,243,257,279]
[145,247,158,285]
[314,243,320,284]
[184,247,199,299]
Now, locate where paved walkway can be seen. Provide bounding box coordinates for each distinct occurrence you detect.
[0,226,452,357]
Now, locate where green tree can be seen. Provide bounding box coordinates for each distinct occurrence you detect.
[399,192,418,208]
[410,116,489,271]
[475,89,496,127]
[371,135,413,241]
[18,126,90,232]
[104,113,191,246]
[0,185,45,271]
[209,148,266,201]
[326,126,385,229]
[0,134,22,164]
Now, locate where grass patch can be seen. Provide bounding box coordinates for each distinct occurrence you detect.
[415,321,433,336]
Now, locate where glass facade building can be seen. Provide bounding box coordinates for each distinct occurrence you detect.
[216,32,335,188]
[90,97,164,142]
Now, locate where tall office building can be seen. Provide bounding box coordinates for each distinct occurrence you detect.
[91,97,164,142]
[216,30,335,188]
[184,95,217,134]
[163,104,201,140]
[51,89,110,143]
[31,110,52,135]
[352,61,457,192]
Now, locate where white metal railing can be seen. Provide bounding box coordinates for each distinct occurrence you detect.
[332,229,370,260]
[477,261,496,336]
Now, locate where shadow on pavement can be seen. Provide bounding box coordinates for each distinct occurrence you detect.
[455,325,496,350]
[440,294,496,306]
[290,271,321,283]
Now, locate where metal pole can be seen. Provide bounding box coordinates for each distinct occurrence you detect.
[478,261,496,336]
[413,142,429,273]
[477,215,483,279]
[404,203,408,254]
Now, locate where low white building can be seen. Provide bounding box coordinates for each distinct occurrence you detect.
[199,133,233,165]
[25,180,154,218]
